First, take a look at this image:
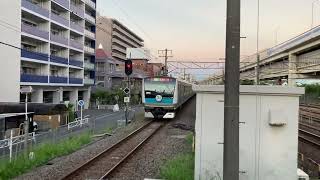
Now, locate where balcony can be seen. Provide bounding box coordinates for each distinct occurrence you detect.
[69,59,83,67]
[50,55,68,65]
[71,22,84,33]
[52,0,69,9]
[22,0,49,18]
[21,23,49,40]
[21,49,49,62]
[21,74,48,83]
[84,78,94,85]
[84,61,95,70]
[51,13,69,27]
[84,0,96,9]
[69,77,83,84]
[113,25,143,46]
[84,46,95,54]
[70,4,84,18]
[50,76,68,84]
[85,29,95,39]
[70,39,84,50]
[112,46,126,54]
[85,13,95,24]
[51,34,68,46]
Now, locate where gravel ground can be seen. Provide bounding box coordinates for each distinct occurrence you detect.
[108,96,196,180]
[15,115,149,180]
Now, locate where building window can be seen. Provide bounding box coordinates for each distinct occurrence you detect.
[43,91,53,103]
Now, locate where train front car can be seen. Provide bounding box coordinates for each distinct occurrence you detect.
[142,77,178,119]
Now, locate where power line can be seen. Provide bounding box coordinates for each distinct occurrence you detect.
[109,0,153,41]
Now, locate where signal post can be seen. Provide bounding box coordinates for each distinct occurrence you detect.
[124,60,133,125]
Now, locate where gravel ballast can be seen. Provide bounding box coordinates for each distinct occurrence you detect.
[108,97,196,180]
[15,116,149,180]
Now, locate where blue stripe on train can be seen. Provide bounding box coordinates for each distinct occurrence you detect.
[145,97,174,104]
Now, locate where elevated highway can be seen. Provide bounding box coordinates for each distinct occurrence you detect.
[208,25,320,86]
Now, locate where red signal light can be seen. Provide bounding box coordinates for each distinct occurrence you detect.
[125,60,133,76]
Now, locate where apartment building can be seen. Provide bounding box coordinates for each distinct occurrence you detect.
[96,16,144,61]
[0,0,96,109]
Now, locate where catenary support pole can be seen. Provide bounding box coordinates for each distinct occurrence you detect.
[223,0,241,179]
[24,93,29,156]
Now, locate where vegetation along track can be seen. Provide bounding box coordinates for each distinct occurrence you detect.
[60,121,164,180]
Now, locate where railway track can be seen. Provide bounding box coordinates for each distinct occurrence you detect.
[60,121,164,180]
[299,129,320,148]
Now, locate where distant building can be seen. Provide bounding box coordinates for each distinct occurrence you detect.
[0,0,97,109]
[95,45,146,93]
[96,17,144,61]
[127,48,163,77]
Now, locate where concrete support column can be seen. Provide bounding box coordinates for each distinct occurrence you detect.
[288,53,298,87]
[53,88,63,104]
[83,87,91,109]
[70,89,78,109]
[31,88,43,103]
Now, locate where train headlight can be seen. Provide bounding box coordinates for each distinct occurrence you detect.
[156,95,163,102]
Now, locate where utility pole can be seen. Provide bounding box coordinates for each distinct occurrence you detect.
[158,49,173,76]
[256,0,260,85]
[224,0,240,180]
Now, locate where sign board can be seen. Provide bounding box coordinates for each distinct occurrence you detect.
[20,86,33,94]
[78,100,85,107]
[123,87,130,95]
[124,97,130,103]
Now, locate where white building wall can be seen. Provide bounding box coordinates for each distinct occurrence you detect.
[194,86,304,180]
[0,0,21,102]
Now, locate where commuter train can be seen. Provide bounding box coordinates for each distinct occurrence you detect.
[142,77,194,119]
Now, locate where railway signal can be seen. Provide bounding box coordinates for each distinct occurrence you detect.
[125,60,133,76]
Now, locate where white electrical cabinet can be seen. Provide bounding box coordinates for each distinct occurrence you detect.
[193,85,304,180]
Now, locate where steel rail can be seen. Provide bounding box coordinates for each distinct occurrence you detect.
[298,129,320,148]
[99,123,163,179]
[60,120,158,180]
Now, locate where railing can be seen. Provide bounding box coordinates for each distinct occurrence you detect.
[51,33,69,45]
[84,78,94,85]
[51,13,69,27]
[49,76,68,84]
[85,13,95,23]
[68,116,89,130]
[69,59,83,67]
[84,0,96,9]
[85,29,95,39]
[21,23,49,40]
[21,0,49,18]
[84,61,95,70]
[70,39,84,50]
[70,22,84,33]
[50,55,68,64]
[69,77,83,84]
[0,132,35,162]
[21,74,48,83]
[70,4,84,18]
[52,0,69,9]
[21,49,49,61]
[84,46,95,54]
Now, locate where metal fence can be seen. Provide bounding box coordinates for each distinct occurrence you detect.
[0,108,141,163]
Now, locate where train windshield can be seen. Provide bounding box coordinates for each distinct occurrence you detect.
[144,78,176,98]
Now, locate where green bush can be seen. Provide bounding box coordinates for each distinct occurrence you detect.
[0,133,91,180]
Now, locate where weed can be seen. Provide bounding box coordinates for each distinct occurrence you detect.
[0,133,91,180]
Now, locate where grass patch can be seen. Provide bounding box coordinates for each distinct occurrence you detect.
[0,133,92,180]
[160,132,195,180]
[160,153,195,180]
